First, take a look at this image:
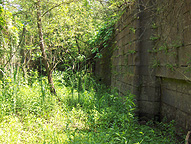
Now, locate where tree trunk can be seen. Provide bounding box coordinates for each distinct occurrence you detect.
[36,0,57,95]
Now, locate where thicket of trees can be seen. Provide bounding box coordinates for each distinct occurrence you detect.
[0,0,131,94]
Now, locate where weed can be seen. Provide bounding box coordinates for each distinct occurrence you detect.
[0,70,179,143]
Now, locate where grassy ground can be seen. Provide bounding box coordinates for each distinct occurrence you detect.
[0,71,179,143]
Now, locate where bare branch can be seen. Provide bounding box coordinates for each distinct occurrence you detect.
[42,0,79,17]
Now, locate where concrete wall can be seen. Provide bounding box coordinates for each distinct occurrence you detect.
[95,0,191,131]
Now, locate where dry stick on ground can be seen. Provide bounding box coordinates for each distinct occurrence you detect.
[186,131,191,144]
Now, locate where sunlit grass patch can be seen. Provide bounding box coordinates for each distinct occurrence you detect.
[0,71,179,143]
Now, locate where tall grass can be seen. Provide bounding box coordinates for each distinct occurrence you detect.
[0,69,180,143]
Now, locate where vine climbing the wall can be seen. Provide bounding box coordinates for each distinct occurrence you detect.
[89,21,115,58]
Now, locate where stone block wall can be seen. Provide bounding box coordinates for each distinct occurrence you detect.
[95,0,191,131]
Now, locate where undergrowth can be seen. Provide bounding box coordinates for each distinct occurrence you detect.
[0,70,179,143]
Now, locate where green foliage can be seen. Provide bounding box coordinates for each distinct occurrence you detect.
[0,0,136,82]
[89,21,115,58]
[150,35,160,41]
[0,5,5,30]
[0,70,179,143]
[1,0,117,74]
[165,63,175,71]
[159,44,168,53]
[151,23,158,29]
[152,59,160,68]
[129,27,136,34]
[128,50,136,54]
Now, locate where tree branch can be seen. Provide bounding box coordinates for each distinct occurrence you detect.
[42,0,78,17]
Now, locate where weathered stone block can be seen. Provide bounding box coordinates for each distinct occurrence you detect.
[121,65,136,75]
[183,11,191,27]
[139,101,160,115]
[161,88,176,107]
[162,87,191,114]
[161,78,177,91]
[179,93,191,114]
[117,38,123,48]
[120,82,134,95]
[111,57,118,66]
[139,65,151,76]
[176,79,191,95]
[115,65,122,73]
[122,35,129,47]
[184,0,191,13]
[115,80,121,90]
[128,54,134,66]
[183,25,191,45]
[112,48,119,57]
[118,46,125,56]
[120,29,128,40]
[141,75,157,87]
[175,109,186,128]
[139,51,150,66]
[139,86,160,102]
[186,114,191,130]
[121,73,134,84]
[122,55,129,66]
[156,50,168,66]
[179,45,191,66]
[116,56,122,66]
[166,48,178,65]
[161,103,176,121]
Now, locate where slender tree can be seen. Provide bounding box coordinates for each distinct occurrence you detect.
[36,0,57,95]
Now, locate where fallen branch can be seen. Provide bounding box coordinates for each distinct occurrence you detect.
[186,131,191,144]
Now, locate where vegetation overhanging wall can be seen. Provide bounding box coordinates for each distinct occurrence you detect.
[95,0,191,132]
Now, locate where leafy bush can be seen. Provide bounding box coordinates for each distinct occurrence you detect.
[0,70,179,143]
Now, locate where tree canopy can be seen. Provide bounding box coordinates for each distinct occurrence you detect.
[0,0,133,94]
